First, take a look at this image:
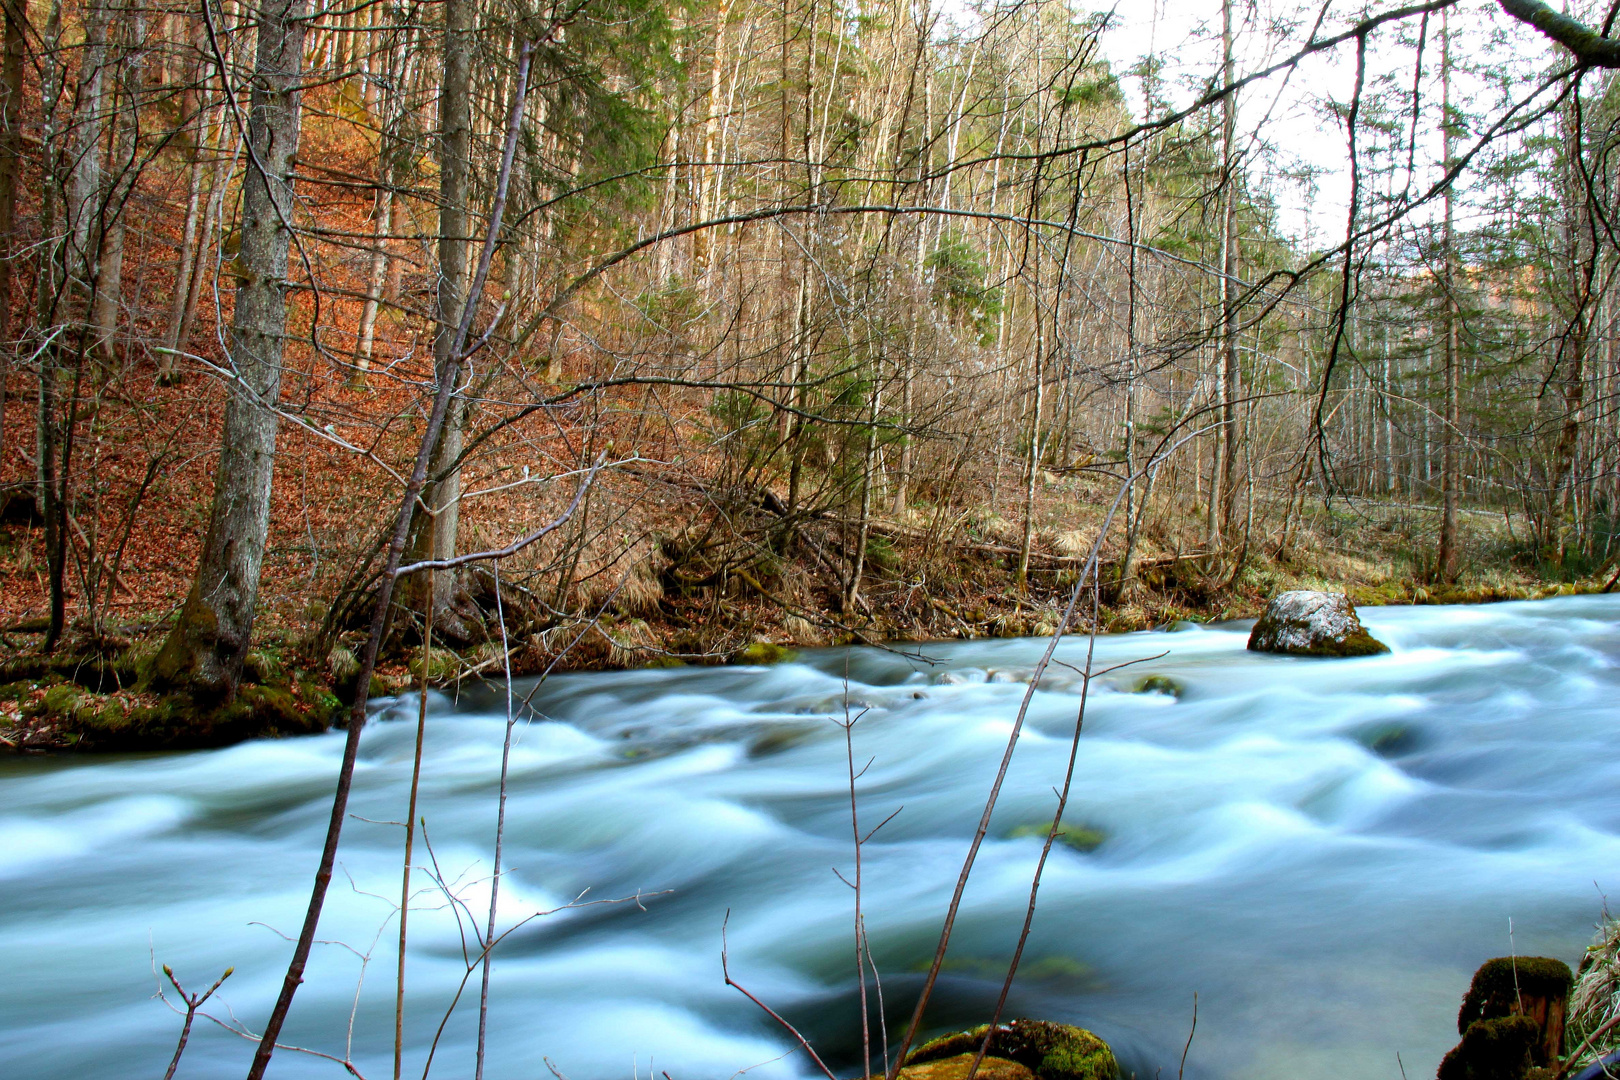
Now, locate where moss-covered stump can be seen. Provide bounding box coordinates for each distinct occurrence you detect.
[1458,957,1573,1066]
[1247,590,1389,657]
[1438,1015,1544,1080]
[1438,957,1574,1080]
[905,1020,1118,1080]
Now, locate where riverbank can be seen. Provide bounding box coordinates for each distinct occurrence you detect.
[2,509,1613,753]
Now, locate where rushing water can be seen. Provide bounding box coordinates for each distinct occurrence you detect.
[5,597,1620,1080]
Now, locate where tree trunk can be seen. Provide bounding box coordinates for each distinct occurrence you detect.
[91,10,143,366]
[1217,0,1241,543]
[151,0,308,700]
[353,188,393,377]
[0,0,22,464]
[1437,11,1461,582]
[403,0,474,638]
[160,18,207,382]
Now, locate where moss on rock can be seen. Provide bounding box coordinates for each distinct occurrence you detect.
[734,641,796,665]
[892,1053,1035,1080]
[407,647,462,683]
[1129,674,1182,698]
[242,649,283,684]
[1008,821,1107,853]
[906,1020,1118,1080]
[1247,590,1390,657]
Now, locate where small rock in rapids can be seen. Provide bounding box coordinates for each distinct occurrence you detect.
[1246,590,1389,658]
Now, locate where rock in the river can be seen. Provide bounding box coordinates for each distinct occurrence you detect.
[733,641,797,665]
[893,1053,1036,1080]
[1246,590,1389,658]
[904,1020,1118,1080]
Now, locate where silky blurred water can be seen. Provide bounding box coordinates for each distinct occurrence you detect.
[4,596,1620,1080]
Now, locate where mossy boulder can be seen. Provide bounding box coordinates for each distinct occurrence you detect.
[906,1020,1118,1080]
[407,647,462,683]
[891,1053,1034,1080]
[734,641,796,665]
[242,649,283,684]
[1008,821,1107,853]
[1129,674,1182,698]
[1247,590,1389,658]
[22,679,336,751]
[1353,721,1420,757]
[40,682,87,717]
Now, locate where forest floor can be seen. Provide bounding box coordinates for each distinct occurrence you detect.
[2,440,1612,754]
[2,353,1614,753]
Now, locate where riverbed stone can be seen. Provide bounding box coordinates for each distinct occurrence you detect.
[905,1020,1119,1080]
[1246,590,1389,657]
[1129,674,1182,698]
[889,1053,1036,1080]
[1008,821,1107,853]
[734,641,796,665]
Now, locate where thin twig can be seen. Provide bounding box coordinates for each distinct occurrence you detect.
[162,964,233,1080]
[396,587,433,1080]
[475,560,518,1080]
[1179,993,1198,1080]
[720,911,838,1080]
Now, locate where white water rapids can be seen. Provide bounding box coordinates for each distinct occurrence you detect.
[5,596,1620,1079]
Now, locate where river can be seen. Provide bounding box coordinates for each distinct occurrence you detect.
[4,596,1620,1079]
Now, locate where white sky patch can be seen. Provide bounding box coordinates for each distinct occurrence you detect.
[939,0,1597,250]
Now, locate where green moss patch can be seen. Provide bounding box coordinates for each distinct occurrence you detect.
[1128,674,1182,698]
[734,641,797,665]
[907,1020,1118,1080]
[1008,821,1107,853]
[1438,1015,1541,1080]
[1459,957,1574,1034]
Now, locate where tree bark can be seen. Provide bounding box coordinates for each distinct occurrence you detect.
[0,0,22,465]
[160,17,208,382]
[1217,0,1241,542]
[152,0,308,700]
[1437,13,1460,582]
[91,10,143,366]
[402,0,473,638]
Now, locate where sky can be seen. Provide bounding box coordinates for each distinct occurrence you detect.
[1054,0,1589,248]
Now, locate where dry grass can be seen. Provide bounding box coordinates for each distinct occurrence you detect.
[1568,916,1620,1070]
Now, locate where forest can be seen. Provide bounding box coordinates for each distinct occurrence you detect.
[5,1,1620,1078]
[0,0,1618,748]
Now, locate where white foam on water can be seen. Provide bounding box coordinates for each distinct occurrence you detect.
[0,795,191,877]
[6,595,1620,1079]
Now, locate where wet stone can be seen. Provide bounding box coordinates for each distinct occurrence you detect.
[1246,590,1389,658]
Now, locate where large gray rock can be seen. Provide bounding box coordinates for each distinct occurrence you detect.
[1246,590,1389,657]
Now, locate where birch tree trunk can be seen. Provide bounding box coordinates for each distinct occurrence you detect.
[151,0,308,699]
